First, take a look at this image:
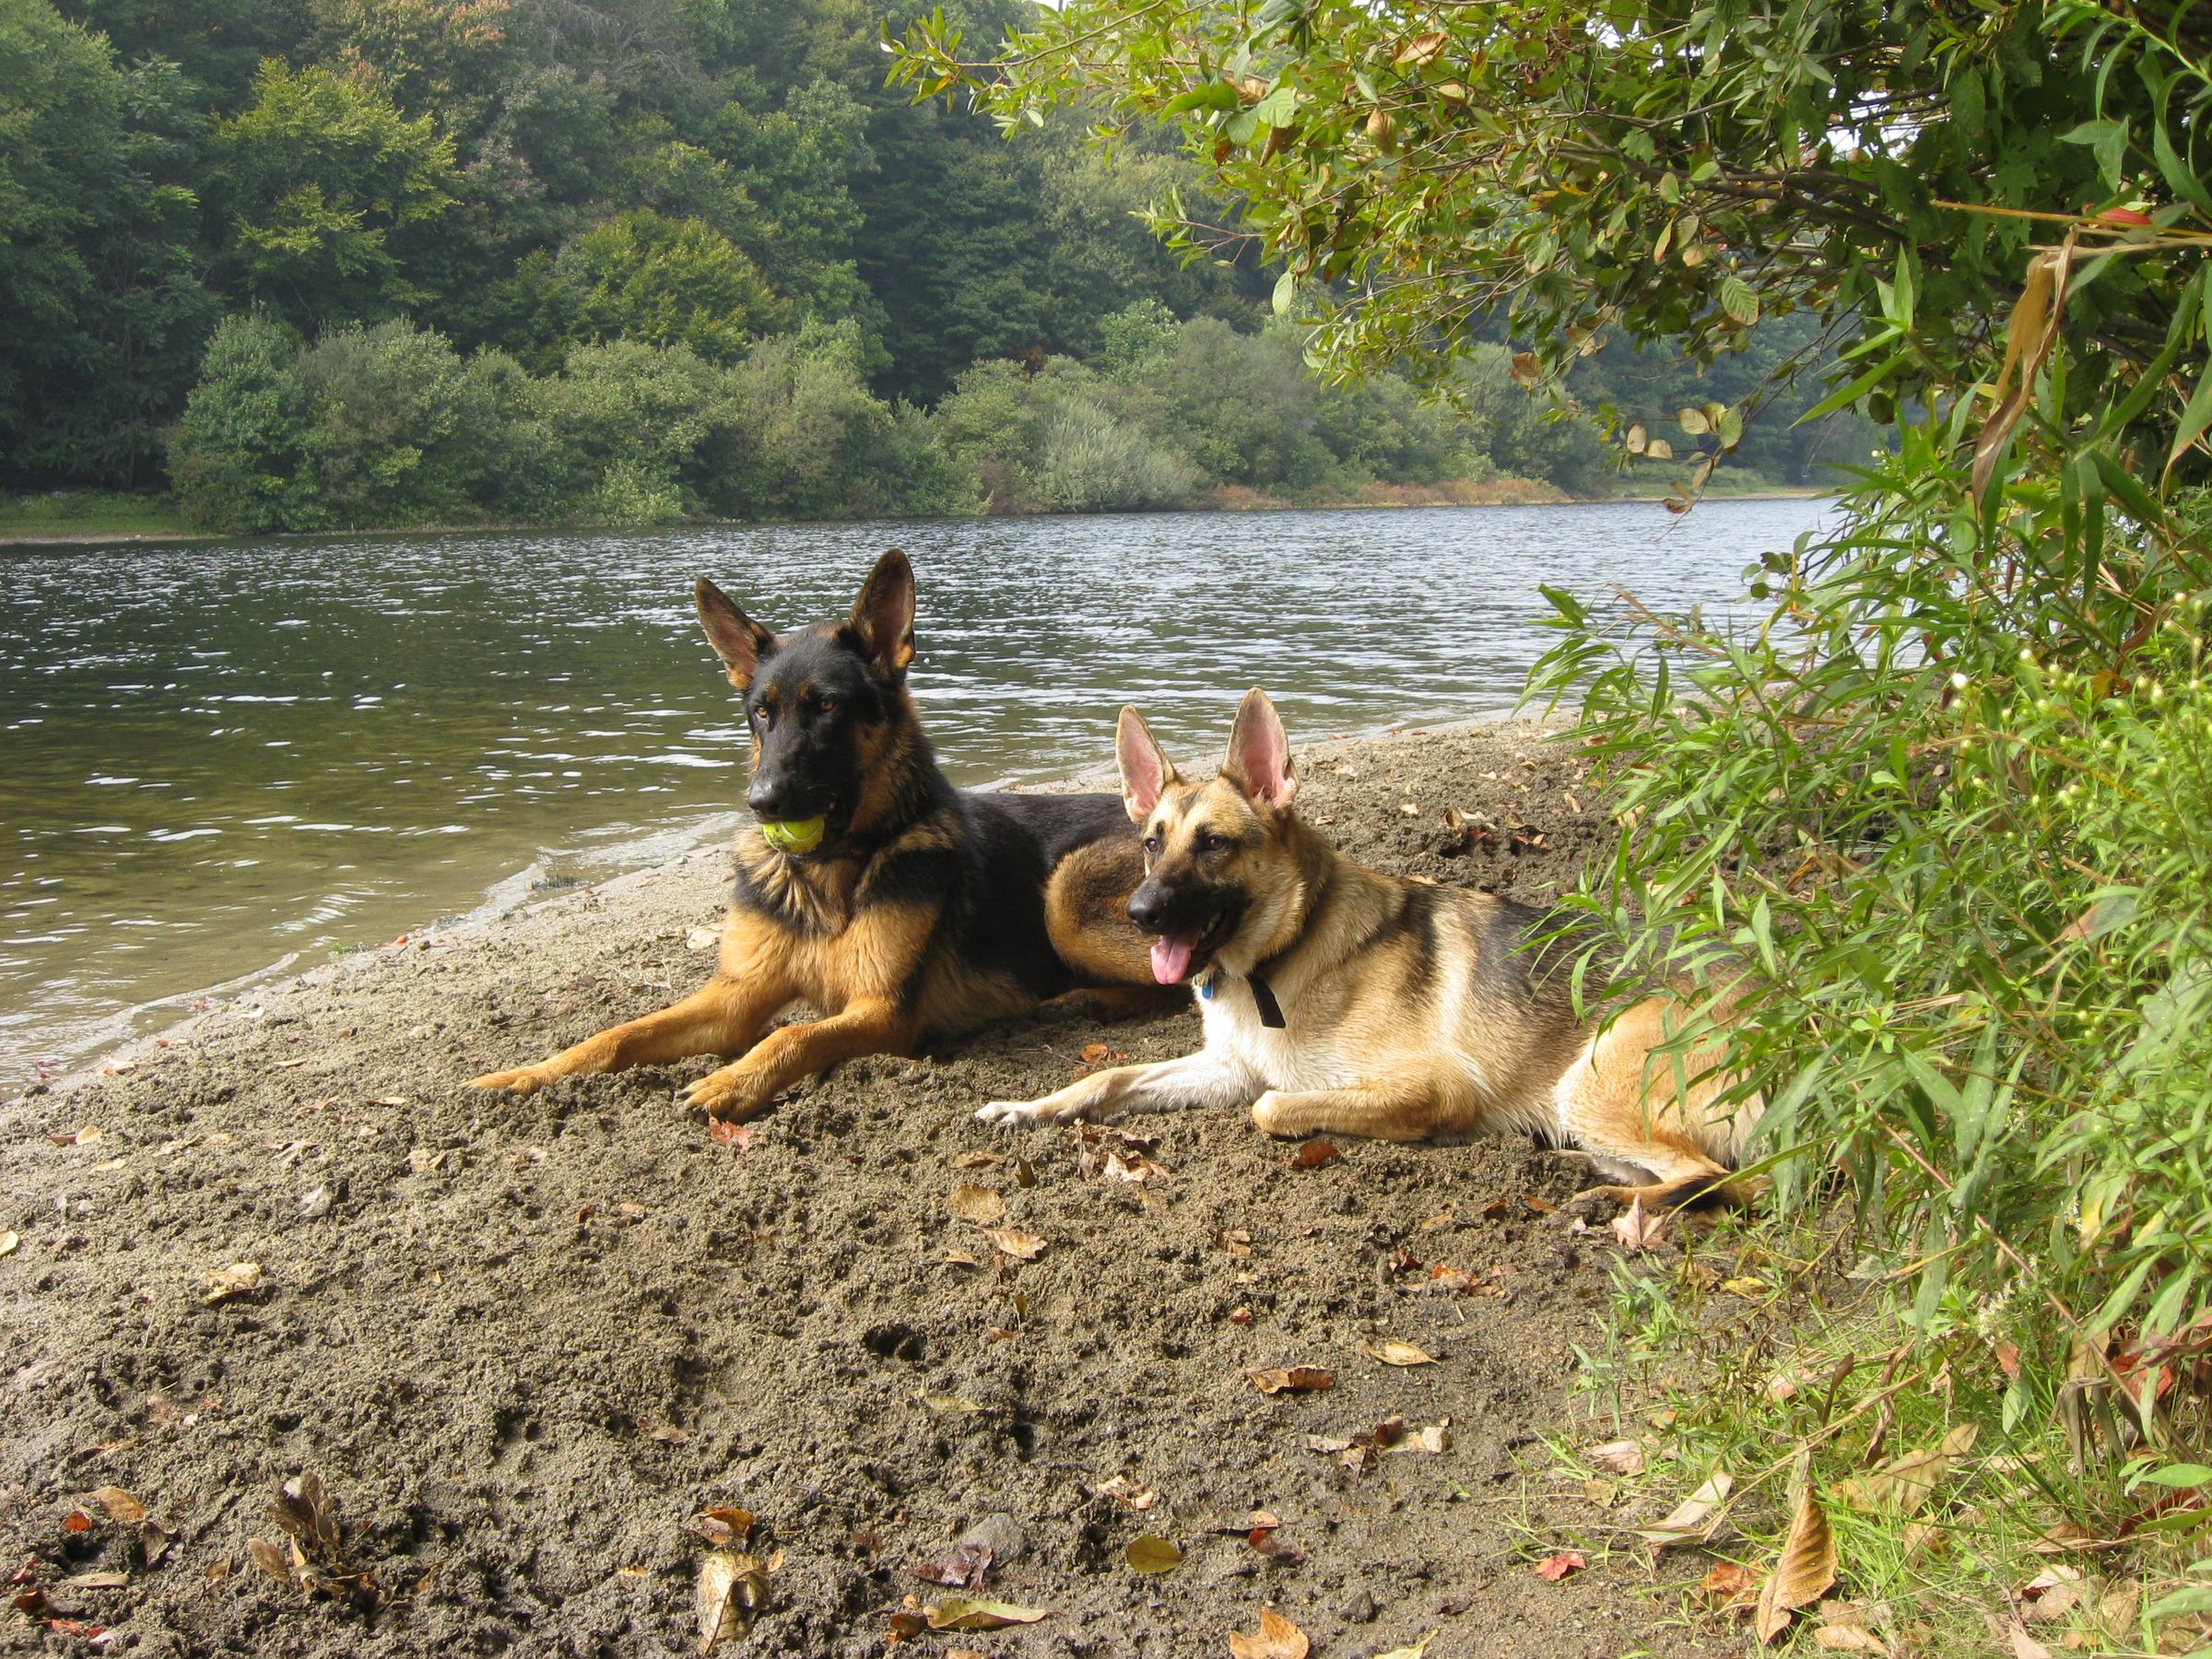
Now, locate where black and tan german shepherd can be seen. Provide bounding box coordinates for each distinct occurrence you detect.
[981,688,1764,1207]
[468,549,1172,1121]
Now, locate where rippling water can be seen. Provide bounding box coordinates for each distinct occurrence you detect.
[1,499,1828,1081]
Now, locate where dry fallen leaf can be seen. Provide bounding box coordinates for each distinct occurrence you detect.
[1248,1366,1335,1395]
[90,1487,147,1524]
[950,1150,1001,1170]
[1837,1424,1978,1514]
[1635,1470,1736,1548]
[686,926,718,950]
[709,1120,752,1149]
[1533,1550,1587,1582]
[919,1393,987,1416]
[62,1508,95,1534]
[1587,1438,1645,1477]
[1289,1140,1343,1170]
[1373,1635,1440,1659]
[690,1507,754,1547]
[949,1183,1006,1226]
[1362,1339,1437,1367]
[1700,1561,1761,1606]
[201,1262,265,1304]
[0,1230,18,1258]
[1125,1535,1182,1574]
[982,1227,1045,1261]
[1755,1482,1839,1645]
[1227,1606,1311,1659]
[1090,1476,1157,1511]
[924,1596,1052,1631]
[695,1549,770,1653]
[1611,1197,1666,1252]
[59,1570,129,1590]
[1812,1602,1891,1653]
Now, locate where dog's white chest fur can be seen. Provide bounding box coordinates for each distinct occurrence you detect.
[1198,974,1350,1094]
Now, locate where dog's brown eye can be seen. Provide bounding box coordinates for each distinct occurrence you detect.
[818,697,837,715]
[1197,831,1228,854]
[1142,834,1159,854]
[752,705,772,729]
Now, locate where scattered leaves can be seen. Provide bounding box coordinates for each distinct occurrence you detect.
[1836,1424,1978,1514]
[925,1596,1052,1631]
[201,1262,265,1305]
[1755,1483,1838,1645]
[1249,1366,1335,1395]
[1533,1550,1587,1582]
[252,1473,380,1609]
[1125,1535,1182,1574]
[948,1183,1006,1226]
[1361,1339,1437,1368]
[1228,1606,1311,1659]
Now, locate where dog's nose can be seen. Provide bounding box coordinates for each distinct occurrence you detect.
[1128,884,1176,934]
[747,779,797,819]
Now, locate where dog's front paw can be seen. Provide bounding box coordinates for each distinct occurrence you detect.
[979,1096,1079,1127]
[687,1065,771,1122]
[467,1064,553,1095]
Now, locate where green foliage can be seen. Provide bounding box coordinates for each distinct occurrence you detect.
[545,208,782,364]
[169,312,316,531]
[213,59,460,325]
[291,320,509,526]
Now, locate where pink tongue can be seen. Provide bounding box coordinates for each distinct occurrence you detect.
[1150,935,1198,985]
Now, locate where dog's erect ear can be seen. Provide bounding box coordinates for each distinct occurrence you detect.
[696,577,775,690]
[1116,706,1179,824]
[848,547,916,681]
[1222,688,1297,809]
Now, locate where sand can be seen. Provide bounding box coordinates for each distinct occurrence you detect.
[2,720,1724,1657]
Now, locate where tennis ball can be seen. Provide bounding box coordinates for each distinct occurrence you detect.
[760,816,827,855]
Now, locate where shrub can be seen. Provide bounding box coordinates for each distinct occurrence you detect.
[168,312,313,532]
[1030,394,1194,512]
[292,320,501,528]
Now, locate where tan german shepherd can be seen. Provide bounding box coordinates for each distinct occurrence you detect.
[980,688,1763,1206]
[468,549,1172,1121]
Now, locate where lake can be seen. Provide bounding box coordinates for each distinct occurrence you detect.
[1,498,1828,1084]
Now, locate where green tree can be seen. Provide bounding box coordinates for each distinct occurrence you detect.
[532,207,782,364]
[212,58,461,326]
[168,311,315,530]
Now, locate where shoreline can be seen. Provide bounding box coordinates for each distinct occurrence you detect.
[0,486,1833,550]
[0,714,1712,1659]
[15,712,1555,1102]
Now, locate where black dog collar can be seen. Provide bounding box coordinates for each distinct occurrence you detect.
[1198,966,1287,1030]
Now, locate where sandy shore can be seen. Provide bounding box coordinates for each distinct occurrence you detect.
[2,720,1724,1657]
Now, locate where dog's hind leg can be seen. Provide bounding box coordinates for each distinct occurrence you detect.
[467,975,790,1096]
[1553,997,1750,1212]
[1039,983,1188,1022]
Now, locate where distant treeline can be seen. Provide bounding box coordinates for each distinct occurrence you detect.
[2,0,1870,527]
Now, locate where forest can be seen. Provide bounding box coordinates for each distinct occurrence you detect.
[0,0,1865,531]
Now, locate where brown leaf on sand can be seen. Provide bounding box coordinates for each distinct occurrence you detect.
[0,1230,20,1258]
[948,1183,1006,1225]
[1611,1198,1666,1252]
[1248,1366,1335,1395]
[924,1596,1052,1631]
[708,1120,752,1150]
[201,1262,265,1304]
[689,1507,754,1547]
[982,1227,1044,1261]
[695,1549,771,1653]
[1228,1606,1311,1659]
[1587,1439,1645,1477]
[1533,1550,1587,1582]
[1755,1483,1839,1645]
[90,1487,147,1524]
[1361,1339,1437,1367]
[1811,1603,1891,1653]
[1635,1471,1736,1548]
[950,1150,1001,1170]
[1090,1476,1157,1511]
[1700,1561,1761,1607]
[1125,1535,1182,1574]
[1290,1140,1343,1170]
[62,1508,95,1534]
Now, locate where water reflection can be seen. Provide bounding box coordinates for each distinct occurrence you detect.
[1,499,1828,1080]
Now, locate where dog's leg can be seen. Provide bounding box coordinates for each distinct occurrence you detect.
[467,974,791,1095]
[1554,999,1748,1212]
[1038,983,1189,1022]
[978,1049,1259,1127]
[1247,1081,1443,1141]
[685,996,916,1122]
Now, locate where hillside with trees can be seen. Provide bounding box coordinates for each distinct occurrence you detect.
[2,0,1865,531]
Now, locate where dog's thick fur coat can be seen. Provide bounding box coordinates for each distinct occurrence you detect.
[468,550,1170,1121]
[981,690,1762,1206]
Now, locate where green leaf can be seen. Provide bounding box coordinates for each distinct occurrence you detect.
[2060,118,2129,189]
[1719,274,1759,325]
[2138,1464,2212,1488]
[1272,270,1296,315]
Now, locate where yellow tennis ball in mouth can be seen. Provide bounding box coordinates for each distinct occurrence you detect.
[759,816,827,855]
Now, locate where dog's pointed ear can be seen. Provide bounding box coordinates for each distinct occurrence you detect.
[696,577,775,690]
[849,547,916,682]
[1222,688,1296,809]
[1116,706,1179,824]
